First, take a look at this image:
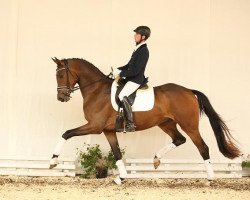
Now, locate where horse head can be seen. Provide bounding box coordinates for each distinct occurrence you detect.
[52,57,79,102]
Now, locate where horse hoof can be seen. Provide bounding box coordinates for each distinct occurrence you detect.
[114,176,125,185]
[49,157,59,169]
[153,157,161,169]
[49,164,57,169]
[207,175,215,181]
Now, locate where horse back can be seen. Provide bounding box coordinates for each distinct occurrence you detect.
[154,83,192,95]
[153,83,199,117]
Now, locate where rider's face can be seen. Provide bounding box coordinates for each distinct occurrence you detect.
[134,33,143,44]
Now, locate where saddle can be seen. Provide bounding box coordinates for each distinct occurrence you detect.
[110,78,154,112]
[115,78,148,107]
[115,78,149,132]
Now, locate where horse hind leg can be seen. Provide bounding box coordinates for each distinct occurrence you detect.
[154,120,186,169]
[181,126,214,180]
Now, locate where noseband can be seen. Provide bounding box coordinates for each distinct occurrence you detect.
[56,62,79,96]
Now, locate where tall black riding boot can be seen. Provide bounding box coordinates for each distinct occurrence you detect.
[122,96,136,132]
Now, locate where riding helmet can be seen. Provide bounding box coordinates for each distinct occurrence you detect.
[134,26,151,39]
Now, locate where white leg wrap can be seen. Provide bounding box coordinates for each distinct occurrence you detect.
[156,143,177,159]
[53,138,66,156]
[50,157,59,165]
[204,159,215,181]
[114,176,122,185]
[116,160,127,178]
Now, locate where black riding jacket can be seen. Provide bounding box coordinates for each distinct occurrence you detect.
[118,44,149,85]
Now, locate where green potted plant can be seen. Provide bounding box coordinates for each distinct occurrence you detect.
[77,144,125,179]
[242,154,250,177]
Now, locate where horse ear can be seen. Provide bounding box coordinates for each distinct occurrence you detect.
[51,57,61,66]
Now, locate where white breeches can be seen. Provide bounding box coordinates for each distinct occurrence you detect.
[118,81,140,101]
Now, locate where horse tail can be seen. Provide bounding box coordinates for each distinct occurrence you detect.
[192,90,241,159]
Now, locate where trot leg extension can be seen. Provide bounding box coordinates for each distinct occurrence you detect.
[155,120,186,169]
[154,143,177,169]
[49,123,103,169]
[155,143,177,159]
[49,137,66,169]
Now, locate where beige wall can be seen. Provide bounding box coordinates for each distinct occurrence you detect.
[0,0,249,161]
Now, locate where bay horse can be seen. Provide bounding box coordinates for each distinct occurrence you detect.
[50,57,241,184]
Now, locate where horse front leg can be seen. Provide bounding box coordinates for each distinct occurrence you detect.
[49,123,103,169]
[104,131,127,185]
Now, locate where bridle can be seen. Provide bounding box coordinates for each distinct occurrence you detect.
[56,62,80,97]
[56,60,108,99]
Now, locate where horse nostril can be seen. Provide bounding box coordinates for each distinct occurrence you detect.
[57,96,64,101]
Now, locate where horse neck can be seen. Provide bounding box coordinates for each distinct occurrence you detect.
[76,60,111,98]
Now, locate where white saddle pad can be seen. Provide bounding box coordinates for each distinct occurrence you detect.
[111,81,155,112]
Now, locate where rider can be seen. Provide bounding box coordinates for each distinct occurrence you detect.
[114,26,151,132]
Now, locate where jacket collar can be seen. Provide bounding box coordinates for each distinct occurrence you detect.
[134,41,147,52]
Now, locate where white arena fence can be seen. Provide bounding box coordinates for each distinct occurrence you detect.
[0,156,75,177]
[125,158,242,179]
[0,157,245,178]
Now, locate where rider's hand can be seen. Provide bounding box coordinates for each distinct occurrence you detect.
[115,75,121,82]
[113,68,121,78]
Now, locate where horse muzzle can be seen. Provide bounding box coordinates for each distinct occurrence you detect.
[57,91,71,102]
